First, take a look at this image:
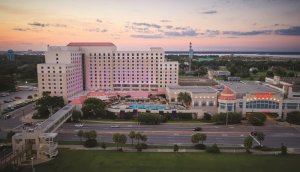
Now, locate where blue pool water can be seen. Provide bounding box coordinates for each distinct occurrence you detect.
[128,104,174,110]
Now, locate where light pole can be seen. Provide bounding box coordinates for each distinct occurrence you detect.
[226,111,229,126]
[31,157,34,172]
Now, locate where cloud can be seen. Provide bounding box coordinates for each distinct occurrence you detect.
[223,30,272,36]
[51,24,67,27]
[165,25,173,29]
[164,29,199,37]
[96,19,102,23]
[274,26,300,36]
[131,34,163,39]
[206,29,220,37]
[160,20,171,23]
[28,22,49,27]
[13,28,29,32]
[201,10,218,14]
[87,28,108,32]
[132,22,161,29]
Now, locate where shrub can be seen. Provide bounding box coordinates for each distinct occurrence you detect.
[100,142,106,149]
[194,144,206,150]
[212,112,242,125]
[135,144,143,152]
[206,144,220,153]
[203,113,212,121]
[104,111,117,119]
[124,112,135,120]
[174,144,179,152]
[248,113,266,126]
[138,113,163,125]
[260,146,271,151]
[140,143,148,149]
[286,111,300,125]
[84,139,98,148]
[177,113,193,120]
[281,145,287,155]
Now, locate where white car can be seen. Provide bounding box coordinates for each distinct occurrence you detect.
[110,125,119,128]
[74,124,84,127]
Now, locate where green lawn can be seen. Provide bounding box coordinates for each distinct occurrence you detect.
[19,149,300,172]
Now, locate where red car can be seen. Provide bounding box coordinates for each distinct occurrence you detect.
[15,96,22,99]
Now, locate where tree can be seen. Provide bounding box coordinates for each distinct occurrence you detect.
[119,134,127,150]
[256,132,265,146]
[212,112,242,125]
[34,94,38,97]
[128,131,136,146]
[191,133,207,144]
[248,113,266,126]
[244,136,253,153]
[138,113,162,125]
[113,133,121,150]
[134,132,142,145]
[286,111,300,125]
[173,144,179,152]
[27,95,33,99]
[83,130,97,140]
[113,133,127,150]
[281,144,287,155]
[6,131,15,143]
[141,134,148,143]
[77,130,84,143]
[37,105,50,118]
[72,110,82,123]
[266,71,274,78]
[177,92,192,107]
[81,98,106,119]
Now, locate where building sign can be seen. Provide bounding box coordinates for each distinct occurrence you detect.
[255,93,272,99]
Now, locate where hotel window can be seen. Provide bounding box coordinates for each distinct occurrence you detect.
[194,101,199,107]
[287,103,298,109]
[202,101,206,107]
[209,101,214,107]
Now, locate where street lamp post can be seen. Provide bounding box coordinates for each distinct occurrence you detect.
[31,157,34,172]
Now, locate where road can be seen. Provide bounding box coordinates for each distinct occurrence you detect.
[56,122,300,149]
[0,103,36,139]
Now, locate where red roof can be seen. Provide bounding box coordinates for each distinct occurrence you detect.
[67,42,115,46]
[219,87,236,100]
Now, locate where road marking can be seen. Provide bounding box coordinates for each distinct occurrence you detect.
[214,126,219,128]
[229,126,234,129]
[127,125,132,127]
[222,134,228,136]
[173,133,179,136]
[240,134,244,137]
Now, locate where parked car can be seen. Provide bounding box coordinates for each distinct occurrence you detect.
[14,96,22,99]
[110,125,119,128]
[193,127,202,131]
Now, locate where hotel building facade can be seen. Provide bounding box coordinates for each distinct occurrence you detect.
[37,42,179,101]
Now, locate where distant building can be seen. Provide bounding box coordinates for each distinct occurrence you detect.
[208,70,231,79]
[7,49,15,61]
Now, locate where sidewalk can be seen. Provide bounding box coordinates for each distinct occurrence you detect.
[58,144,283,154]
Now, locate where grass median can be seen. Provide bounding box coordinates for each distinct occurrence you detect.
[20,149,300,172]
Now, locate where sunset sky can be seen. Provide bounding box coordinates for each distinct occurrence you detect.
[1,0,300,51]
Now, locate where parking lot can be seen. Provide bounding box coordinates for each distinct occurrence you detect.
[0,90,38,111]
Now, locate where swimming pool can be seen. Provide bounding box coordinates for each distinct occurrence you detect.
[128,104,174,110]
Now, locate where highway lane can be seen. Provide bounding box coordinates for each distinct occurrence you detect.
[56,122,300,148]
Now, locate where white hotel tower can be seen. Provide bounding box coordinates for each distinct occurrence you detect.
[37,42,179,101]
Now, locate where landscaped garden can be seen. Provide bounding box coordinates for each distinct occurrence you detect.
[17,149,300,172]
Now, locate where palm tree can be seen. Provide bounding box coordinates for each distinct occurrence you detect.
[113,133,121,150]
[141,134,148,143]
[128,131,136,146]
[119,134,127,150]
[135,132,142,145]
[177,92,192,107]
